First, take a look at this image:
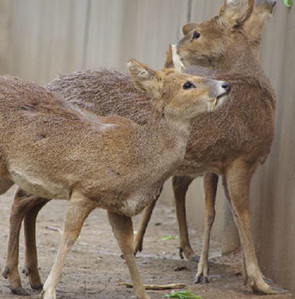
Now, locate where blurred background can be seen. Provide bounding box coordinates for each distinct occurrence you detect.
[0,0,294,294]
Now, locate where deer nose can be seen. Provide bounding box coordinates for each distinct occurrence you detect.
[222,82,231,93]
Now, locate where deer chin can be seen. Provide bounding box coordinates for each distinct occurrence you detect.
[210,98,218,112]
[208,93,229,112]
[207,98,218,112]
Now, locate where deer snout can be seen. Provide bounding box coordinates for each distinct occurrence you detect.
[221,82,231,94]
[208,80,231,112]
[214,81,231,100]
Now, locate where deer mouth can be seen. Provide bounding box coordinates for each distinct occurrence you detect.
[217,88,230,100]
[210,98,218,111]
[210,88,231,111]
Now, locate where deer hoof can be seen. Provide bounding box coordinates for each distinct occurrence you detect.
[179,247,184,260]
[179,246,198,261]
[22,266,30,276]
[191,255,200,262]
[11,287,30,296]
[31,283,43,291]
[252,279,289,295]
[194,274,209,284]
[268,286,289,294]
[134,234,144,256]
[2,266,9,279]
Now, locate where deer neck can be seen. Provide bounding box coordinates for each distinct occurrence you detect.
[215,33,258,76]
[148,110,191,141]
[141,111,192,167]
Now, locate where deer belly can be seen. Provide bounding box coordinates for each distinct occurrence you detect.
[117,190,161,217]
[10,169,69,200]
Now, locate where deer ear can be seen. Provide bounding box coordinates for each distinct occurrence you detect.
[128,59,163,99]
[219,0,255,28]
[164,45,185,73]
[163,45,184,75]
[182,22,198,35]
[164,45,174,69]
[243,0,276,47]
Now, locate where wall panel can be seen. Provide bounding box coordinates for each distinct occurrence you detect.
[0,0,294,294]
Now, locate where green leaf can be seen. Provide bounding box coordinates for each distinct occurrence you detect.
[282,0,292,7]
[159,235,179,240]
[163,288,202,299]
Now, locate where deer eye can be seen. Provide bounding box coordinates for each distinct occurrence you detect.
[192,31,200,40]
[183,81,196,90]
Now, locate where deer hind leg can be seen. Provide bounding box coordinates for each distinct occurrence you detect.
[23,197,50,290]
[172,176,197,261]
[223,160,286,294]
[42,194,96,299]
[108,212,150,299]
[195,172,218,284]
[134,191,160,255]
[0,177,13,194]
[0,158,13,193]
[3,188,42,295]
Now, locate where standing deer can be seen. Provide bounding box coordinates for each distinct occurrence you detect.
[2,0,281,295]
[135,0,281,293]
[134,0,278,261]
[0,60,230,299]
[134,0,277,262]
[173,0,279,293]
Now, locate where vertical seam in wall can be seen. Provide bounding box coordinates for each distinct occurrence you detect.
[187,0,193,23]
[268,10,291,165]
[82,0,91,69]
[279,13,291,99]
[4,0,14,74]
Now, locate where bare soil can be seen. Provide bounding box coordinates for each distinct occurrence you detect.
[0,187,292,299]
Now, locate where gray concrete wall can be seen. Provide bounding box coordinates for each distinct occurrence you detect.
[0,0,294,294]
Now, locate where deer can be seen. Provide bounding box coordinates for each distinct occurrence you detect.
[133,0,278,260]
[135,0,279,262]
[134,0,282,293]
[0,60,230,299]
[140,0,280,293]
[2,0,280,296]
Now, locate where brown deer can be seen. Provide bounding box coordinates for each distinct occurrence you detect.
[2,0,280,295]
[172,0,279,293]
[135,0,282,293]
[0,61,230,299]
[134,0,277,261]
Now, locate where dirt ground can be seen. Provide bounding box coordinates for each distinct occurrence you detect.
[0,187,292,299]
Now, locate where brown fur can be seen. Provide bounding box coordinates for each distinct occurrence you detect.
[182,0,275,59]
[4,0,280,295]
[173,0,279,294]
[160,0,276,270]
[0,61,229,299]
